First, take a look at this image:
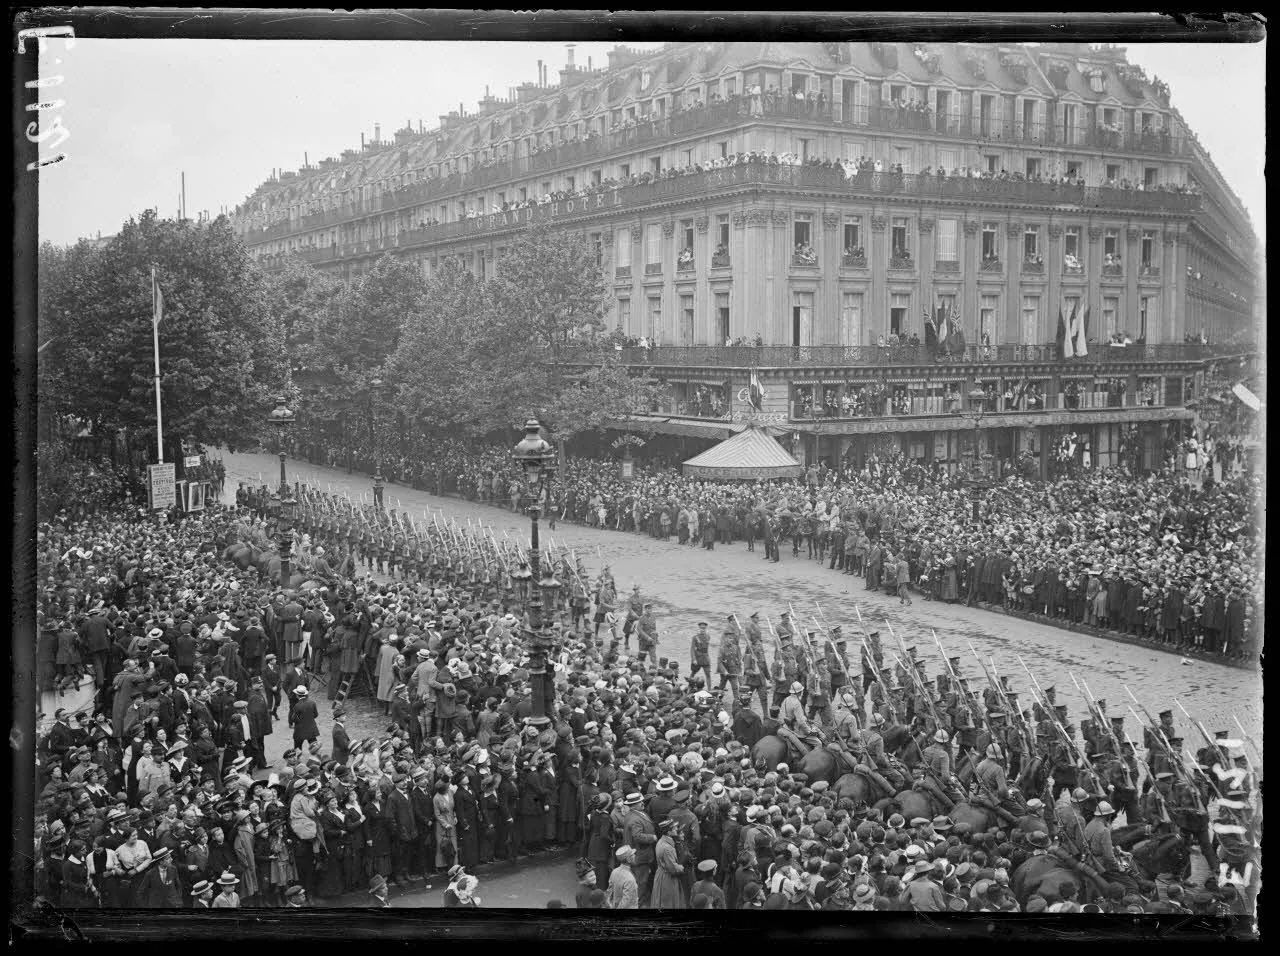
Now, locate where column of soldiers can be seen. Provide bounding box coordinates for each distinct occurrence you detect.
[235,481,1259,897]
[709,606,1258,890]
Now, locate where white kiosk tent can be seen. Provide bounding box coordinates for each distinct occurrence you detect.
[682,425,802,481]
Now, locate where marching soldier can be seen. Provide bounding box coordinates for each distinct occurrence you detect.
[688,622,712,687]
[742,613,770,716]
[805,637,834,728]
[859,713,905,792]
[714,617,741,703]
[920,728,963,806]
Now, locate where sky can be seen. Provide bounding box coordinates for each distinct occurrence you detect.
[35,38,1265,248]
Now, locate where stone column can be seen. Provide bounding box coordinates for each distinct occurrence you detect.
[821,212,842,343]
[1086,223,1103,323]
[962,218,980,330]
[1046,222,1064,340]
[694,215,710,344]
[1004,221,1023,343]
[743,209,771,342]
[870,213,888,342]
[1162,227,1180,341]
[1124,224,1142,336]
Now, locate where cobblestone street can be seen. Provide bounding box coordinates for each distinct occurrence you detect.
[223,449,1263,759]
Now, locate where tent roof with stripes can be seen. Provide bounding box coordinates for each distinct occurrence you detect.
[682,425,802,481]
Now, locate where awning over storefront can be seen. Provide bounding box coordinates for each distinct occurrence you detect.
[608,415,745,441]
[683,425,803,481]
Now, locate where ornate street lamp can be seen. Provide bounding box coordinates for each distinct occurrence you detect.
[267,395,297,585]
[963,383,990,523]
[369,378,386,509]
[512,418,556,726]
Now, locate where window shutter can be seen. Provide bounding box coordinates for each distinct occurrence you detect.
[857,80,869,119]
[990,94,1005,139]
[949,88,963,131]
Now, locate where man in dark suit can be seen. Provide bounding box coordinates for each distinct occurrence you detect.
[239,615,267,677]
[224,701,250,776]
[281,658,306,711]
[246,677,272,771]
[174,624,197,678]
[289,685,320,749]
[386,773,418,885]
[410,768,435,879]
[261,654,282,718]
[330,708,350,766]
[79,607,112,688]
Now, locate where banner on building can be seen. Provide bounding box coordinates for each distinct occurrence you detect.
[147,462,176,511]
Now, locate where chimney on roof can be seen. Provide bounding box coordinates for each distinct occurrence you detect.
[361,133,365,149]
[304,151,308,167]
[537,59,543,86]
[566,43,576,69]
[588,55,592,70]
[374,123,381,143]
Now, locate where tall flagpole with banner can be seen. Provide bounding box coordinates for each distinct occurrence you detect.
[152,266,165,462]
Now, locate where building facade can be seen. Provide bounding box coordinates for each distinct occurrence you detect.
[233,41,1258,475]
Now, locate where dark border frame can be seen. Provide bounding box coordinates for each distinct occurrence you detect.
[11,7,1265,944]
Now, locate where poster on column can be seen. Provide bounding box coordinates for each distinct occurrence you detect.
[147,463,176,511]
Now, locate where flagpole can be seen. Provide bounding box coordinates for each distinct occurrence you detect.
[152,266,165,463]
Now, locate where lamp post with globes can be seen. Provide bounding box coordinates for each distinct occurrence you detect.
[267,396,298,585]
[960,382,991,524]
[511,418,559,726]
[369,377,386,510]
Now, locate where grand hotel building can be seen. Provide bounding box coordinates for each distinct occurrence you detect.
[234,41,1259,474]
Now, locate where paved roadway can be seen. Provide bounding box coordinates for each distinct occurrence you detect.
[220,448,1262,750]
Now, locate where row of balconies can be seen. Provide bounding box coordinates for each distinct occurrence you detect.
[250,163,1202,256]
[786,387,1174,421]
[243,128,1200,245]
[245,95,1188,241]
[570,342,1249,368]
[858,106,1184,157]
[612,252,1165,281]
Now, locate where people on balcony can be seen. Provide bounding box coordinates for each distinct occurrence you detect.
[235,124,1198,238]
[842,244,865,261]
[1063,252,1082,272]
[677,247,695,268]
[793,243,818,266]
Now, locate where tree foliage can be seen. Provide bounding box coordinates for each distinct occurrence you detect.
[38,210,285,453]
[385,222,660,441]
[291,253,428,426]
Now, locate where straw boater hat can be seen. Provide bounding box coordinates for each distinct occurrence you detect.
[216,871,240,887]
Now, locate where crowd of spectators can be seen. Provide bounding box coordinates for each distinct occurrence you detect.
[281,421,1261,665]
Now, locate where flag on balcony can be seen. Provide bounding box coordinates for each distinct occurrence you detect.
[1014,374,1031,406]
[936,307,950,352]
[1057,305,1075,359]
[924,307,939,355]
[748,368,766,411]
[1072,305,1090,357]
[946,304,965,354]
